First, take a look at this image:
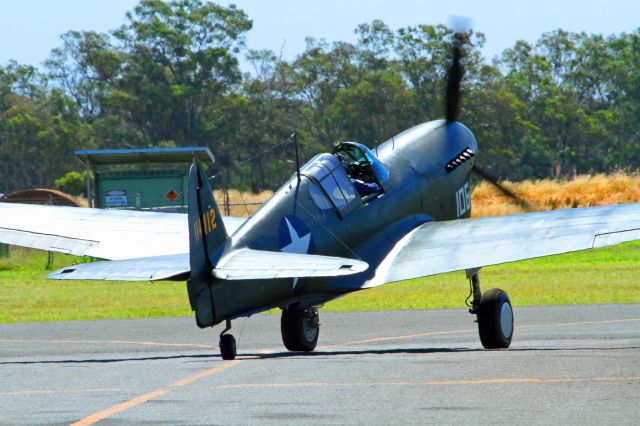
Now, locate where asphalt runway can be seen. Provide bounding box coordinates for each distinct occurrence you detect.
[1,304,639,425]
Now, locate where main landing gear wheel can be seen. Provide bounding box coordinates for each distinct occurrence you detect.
[477,288,514,349]
[281,306,319,352]
[219,319,237,360]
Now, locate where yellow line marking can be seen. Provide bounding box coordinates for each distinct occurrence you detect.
[519,318,640,329]
[0,388,124,396]
[9,316,640,424]
[168,360,242,387]
[322,318,640,349]
[418,376,640,385]
[71,389,170,426]
[217,376,640,389]
[0,339,215,349]
[71,360,244,425]
[2,318,636,350]
[220,382,330,389]
[322,329,473,348]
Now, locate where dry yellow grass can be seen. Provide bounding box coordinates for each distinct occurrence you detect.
[71,195,88,207]
[213,189,273,216]
[73,173,640,218]
[472,173,640,217]
[214,173,640,218]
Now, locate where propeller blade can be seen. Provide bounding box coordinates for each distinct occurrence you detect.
[445,42,463,123]
[440,22,537,213]
[472,164,535,212]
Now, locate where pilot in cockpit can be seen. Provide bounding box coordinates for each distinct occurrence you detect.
[333,143,381,197]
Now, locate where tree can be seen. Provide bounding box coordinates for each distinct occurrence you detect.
[55,171,93,196]
[108,0,252,146]
[45,30,124,118]
[394,25,486,122]
[326,69,413,144]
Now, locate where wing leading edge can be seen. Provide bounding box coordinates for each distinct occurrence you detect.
[366,203,640,287]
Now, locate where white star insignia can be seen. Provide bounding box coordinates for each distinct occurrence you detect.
[281,217,311,254]
[281,217,311,290]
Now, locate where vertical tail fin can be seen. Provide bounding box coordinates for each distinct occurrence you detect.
[187,163,228,327]
[188,163,228,268]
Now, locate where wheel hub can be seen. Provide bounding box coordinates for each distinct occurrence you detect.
[302,309,319,341]
[500,302,513,340]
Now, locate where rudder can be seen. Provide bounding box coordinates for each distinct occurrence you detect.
[186,163,228,328]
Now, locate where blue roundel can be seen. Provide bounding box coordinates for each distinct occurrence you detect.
[279,215,316,254]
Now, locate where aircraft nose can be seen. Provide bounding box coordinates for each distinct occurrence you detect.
[446,122,477,153]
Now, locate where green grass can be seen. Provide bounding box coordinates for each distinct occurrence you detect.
[1,242,639,323]
[0,248,193,323]
[326,241,640,311]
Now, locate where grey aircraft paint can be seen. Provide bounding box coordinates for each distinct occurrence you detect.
[192,120,478,326]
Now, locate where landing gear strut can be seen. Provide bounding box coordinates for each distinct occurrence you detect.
[219,319,237,360]
[281,306,319,352]
[467,269,514,349]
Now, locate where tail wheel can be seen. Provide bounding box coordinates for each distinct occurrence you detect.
[219,334,237,360]
[281,306,319,352]
[477,288,513,349]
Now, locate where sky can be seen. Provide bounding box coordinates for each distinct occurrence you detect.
[0,0,639,70]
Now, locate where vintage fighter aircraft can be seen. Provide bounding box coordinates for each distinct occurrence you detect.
[2,37,640,360]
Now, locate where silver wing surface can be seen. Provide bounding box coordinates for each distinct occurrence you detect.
[366,203,640,287]
[47,254,190,281]
[212,248,368,280]
[47,249,368,281]
[0,203,246,260]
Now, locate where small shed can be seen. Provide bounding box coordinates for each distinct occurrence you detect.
[3,189,81,207]
[0,189,81,261]
[75,147,215,212]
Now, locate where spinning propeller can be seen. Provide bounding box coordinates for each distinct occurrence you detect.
[443,23,534,211]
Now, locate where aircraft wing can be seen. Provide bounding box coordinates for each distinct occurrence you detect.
[366,203,640,287]
[46,249,367,281]
[0,203,246,260]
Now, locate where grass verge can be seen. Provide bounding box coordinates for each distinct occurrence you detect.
[1,242,639,323]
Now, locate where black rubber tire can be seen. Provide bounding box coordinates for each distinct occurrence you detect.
[281,307,319,352]
[477,288,514,349]
[219,334,237,360]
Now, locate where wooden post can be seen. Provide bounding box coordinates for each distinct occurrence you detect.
[294,132,301,184]
[86,159,93,208]
[46,194,54,270]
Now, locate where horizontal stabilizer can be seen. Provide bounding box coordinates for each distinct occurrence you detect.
[46,249,367,282]
[47,254,190,281]
[213,248,368,280]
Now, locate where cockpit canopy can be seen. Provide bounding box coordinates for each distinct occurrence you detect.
[301,153,359,216]
[299,142,389,217]
[333,142,389,185]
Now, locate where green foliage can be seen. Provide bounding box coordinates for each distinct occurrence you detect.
[54,171,92,196]
[1,1,640,191]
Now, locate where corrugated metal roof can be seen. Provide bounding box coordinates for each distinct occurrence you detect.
[75,147,215,165]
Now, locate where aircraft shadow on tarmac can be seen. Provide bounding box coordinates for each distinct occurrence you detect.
[0,348,471,365]
[242,345,640,359]
[2,346,639,365]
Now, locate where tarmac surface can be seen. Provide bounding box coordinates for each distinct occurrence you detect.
[1,304,639,425]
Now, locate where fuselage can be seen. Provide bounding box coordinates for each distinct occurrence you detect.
[209,120,478,322]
